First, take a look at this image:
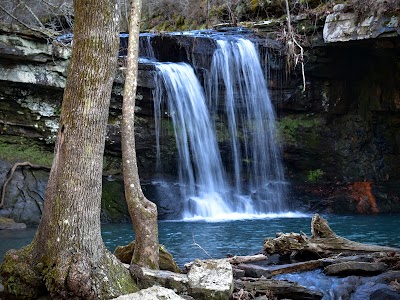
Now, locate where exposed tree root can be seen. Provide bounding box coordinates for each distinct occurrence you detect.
[0,245,137,299]
[0,161,51,208]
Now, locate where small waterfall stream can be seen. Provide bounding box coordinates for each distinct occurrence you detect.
[142,32,287,219]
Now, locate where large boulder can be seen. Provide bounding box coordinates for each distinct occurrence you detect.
[187,259,234,300]
[112,286,187,300]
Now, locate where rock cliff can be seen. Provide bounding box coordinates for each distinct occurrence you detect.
[0,4,399,223]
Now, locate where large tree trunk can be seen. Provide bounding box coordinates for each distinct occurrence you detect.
[0,0,137,299]
[121,0,159,269]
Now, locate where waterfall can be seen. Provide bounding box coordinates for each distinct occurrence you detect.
[206,37,286,212]
[147,33,287,219]
[154,63,233,218]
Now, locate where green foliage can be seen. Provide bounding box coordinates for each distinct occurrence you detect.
[277,115,322,146]
[0,135,54,166]
[307,169,324,182]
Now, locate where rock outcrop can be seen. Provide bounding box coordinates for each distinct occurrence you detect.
[0,1,400,221]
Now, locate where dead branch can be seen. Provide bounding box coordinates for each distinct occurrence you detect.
[227,254,268,265]
[284,0,306,92]
[192,233,213,259]
[0,3,57,38]
[0,161,51,208]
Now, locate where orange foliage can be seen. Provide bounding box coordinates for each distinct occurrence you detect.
[349,182,379,214]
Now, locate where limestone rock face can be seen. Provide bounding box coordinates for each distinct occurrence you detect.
[187,259,234,300]
[0,29,70,88]
[323,4,400,43]
[112,286,186,300]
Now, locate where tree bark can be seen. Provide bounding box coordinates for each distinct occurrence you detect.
[0,0,137,299]
[121,0,159,269]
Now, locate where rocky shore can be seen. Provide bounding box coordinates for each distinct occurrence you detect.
[106,214,400,299]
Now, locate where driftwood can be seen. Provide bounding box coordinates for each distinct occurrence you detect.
[227,254,267,265]
[263,214,400,258]
[235,277,323,300]
[185,254,267,271]
[0,161,51,208]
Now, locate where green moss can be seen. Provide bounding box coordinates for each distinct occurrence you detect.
[277,115,322,147]
[0,244,45,299]
[101,179,128,221]
[215,122,230,143]
[99,252,138,298]
[307,169,325,182]
[0,135,54,166]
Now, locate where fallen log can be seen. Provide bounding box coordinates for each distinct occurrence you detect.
[235,277,323,300]
[227,254,267,265]
[263,214,399,258]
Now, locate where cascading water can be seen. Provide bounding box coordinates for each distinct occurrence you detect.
[206,37,286,213]
[154,63,233,218]
[146,32,287,219]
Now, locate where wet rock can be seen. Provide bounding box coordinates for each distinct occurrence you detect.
[370,288,400,300]
[115,241,181,273]
[232,267,245,279]
[324,261,388,276]
[0,217,26,230]
[112,286,186,300]
[150,35,217,70]
[236,263,272,278]
[187,259,234,300]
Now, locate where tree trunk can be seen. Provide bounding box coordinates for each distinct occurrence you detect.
[0,0,137,299]
[121,0,159,269]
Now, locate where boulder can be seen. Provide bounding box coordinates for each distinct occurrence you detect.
[129,265,189,294]
[324,261,388,276]
[112,286,186,300]
[0,217,26,230]
[114,241,181,273]
[187,259,234,300]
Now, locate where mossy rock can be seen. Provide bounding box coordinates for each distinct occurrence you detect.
[0,217,27,230]
[114,241,181,273]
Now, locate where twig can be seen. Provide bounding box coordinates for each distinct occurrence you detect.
[285,0,306,92]
[192,233,212,259]
[24,3,45,28]
[0,3,55,38]
[0,161,51,208]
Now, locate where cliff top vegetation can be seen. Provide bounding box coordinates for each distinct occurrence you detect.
[1,0,399,35]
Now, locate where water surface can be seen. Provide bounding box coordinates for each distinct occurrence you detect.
[2,214,399,267]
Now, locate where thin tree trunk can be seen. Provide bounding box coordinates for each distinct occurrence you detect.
[0,0,137,298]
[121,0,159,269]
